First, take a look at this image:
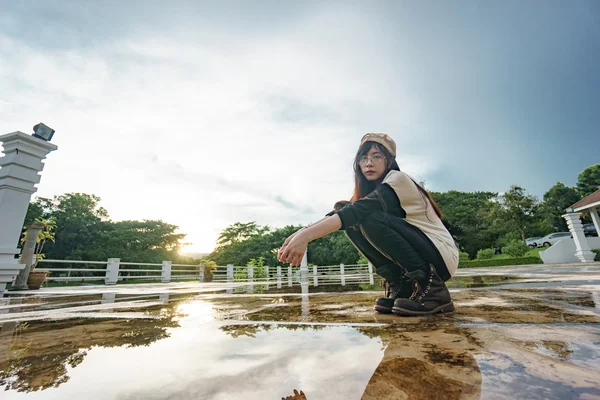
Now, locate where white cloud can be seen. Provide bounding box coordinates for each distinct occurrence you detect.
[0,3,438,253]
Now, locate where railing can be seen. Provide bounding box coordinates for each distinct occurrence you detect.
[31,258,378,288]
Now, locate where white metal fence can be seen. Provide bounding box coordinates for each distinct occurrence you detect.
[33,258,378,287]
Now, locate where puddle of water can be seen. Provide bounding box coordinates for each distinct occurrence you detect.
[0,299,385,399]
[1,277,600,399]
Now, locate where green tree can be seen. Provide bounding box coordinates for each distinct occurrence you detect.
[216,222,265,247]
[23,197,53,227]
[539,182,581,232]
[501,186,538,242]
[22,193,189,263]
[430,190,500,257]
[308,230,360,266]
[84,220,186,262]
[576,164,600,198]
[37,193,108,259]
[210,222,361,267]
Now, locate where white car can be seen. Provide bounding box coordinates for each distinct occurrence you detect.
[525,237,542,248]
[537,232,572,247]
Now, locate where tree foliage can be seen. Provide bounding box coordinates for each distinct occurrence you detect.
[23,193,188,263]
[21,165,594,265]
[539,182,580,232]
[576,164,600,198]
[501,186,538,242]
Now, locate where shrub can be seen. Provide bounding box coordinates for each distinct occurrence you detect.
[593,249,600,261]
[502,239,529,258]
[203,260,217,274]
[476,248,495,260]
[459,257,542,269]
[233,257,266,282]
[248,257,266,279]
[459,251,470,262]
[497,231,522,248]
[356,254,369,264]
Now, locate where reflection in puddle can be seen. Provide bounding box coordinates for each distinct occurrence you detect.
[0,266,599,399]
[1,308,386,399]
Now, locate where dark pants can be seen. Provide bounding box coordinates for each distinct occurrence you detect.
[345,211,451,281]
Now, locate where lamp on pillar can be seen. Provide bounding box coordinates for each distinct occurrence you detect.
[0,124,58,295]
[32,123,56,142]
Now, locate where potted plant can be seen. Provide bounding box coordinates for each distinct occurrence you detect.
[22,218,56,290]
[203,261,217,282]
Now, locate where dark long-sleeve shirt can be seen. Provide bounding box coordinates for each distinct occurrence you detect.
[326,184,406,230]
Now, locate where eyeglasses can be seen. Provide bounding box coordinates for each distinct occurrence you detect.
[358,154,386,166]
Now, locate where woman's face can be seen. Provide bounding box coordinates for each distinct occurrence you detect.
[358,145,388,181]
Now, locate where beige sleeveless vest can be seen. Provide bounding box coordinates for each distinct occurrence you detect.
[383,170,459,276]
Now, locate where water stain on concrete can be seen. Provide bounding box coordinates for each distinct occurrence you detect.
[0,264,599,399]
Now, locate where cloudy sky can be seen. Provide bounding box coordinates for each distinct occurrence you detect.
[1,1,599,253]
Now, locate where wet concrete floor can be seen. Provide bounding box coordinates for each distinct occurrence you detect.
[0,263,599,399]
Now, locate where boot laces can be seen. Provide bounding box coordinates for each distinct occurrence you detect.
[407,265,434,301]
[416,266,434,301]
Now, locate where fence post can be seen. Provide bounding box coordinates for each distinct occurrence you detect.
[300,250,308,281]
[368,262,374,285]
[313,265,318,286]
[340,263,345,286]
[247,264,254,293]
[105,258,120,285]
[277,265,282,288]
[227,264,234,283]
[161,261,172,283]
[288,265,293,287]
[102,292,116,303]
[301,276,309,318]
[264,265,270,289]
[199,263,205,282]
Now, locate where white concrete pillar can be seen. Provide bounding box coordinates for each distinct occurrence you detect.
[368,262,375,285]
[102,292,116,303]
[590,208,600,240]
[340,263,346,286]
[301,279,309,318]
[313,265,318,287]
[105,258,120,285]
[159,293,169,303]
[227,264,234,282]
[287,266,293,287]
[276,265,282,288]
[199,263,205,282]
[264,265,269,289]
[0,131,57,295]
[299,250,308,283]
[247,264,254,293]
[563,212,595,262]
[161,261,172,283]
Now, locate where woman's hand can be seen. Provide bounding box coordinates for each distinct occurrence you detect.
[278,230,308,267]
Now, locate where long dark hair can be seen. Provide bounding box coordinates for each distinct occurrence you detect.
[334,141,443,220]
